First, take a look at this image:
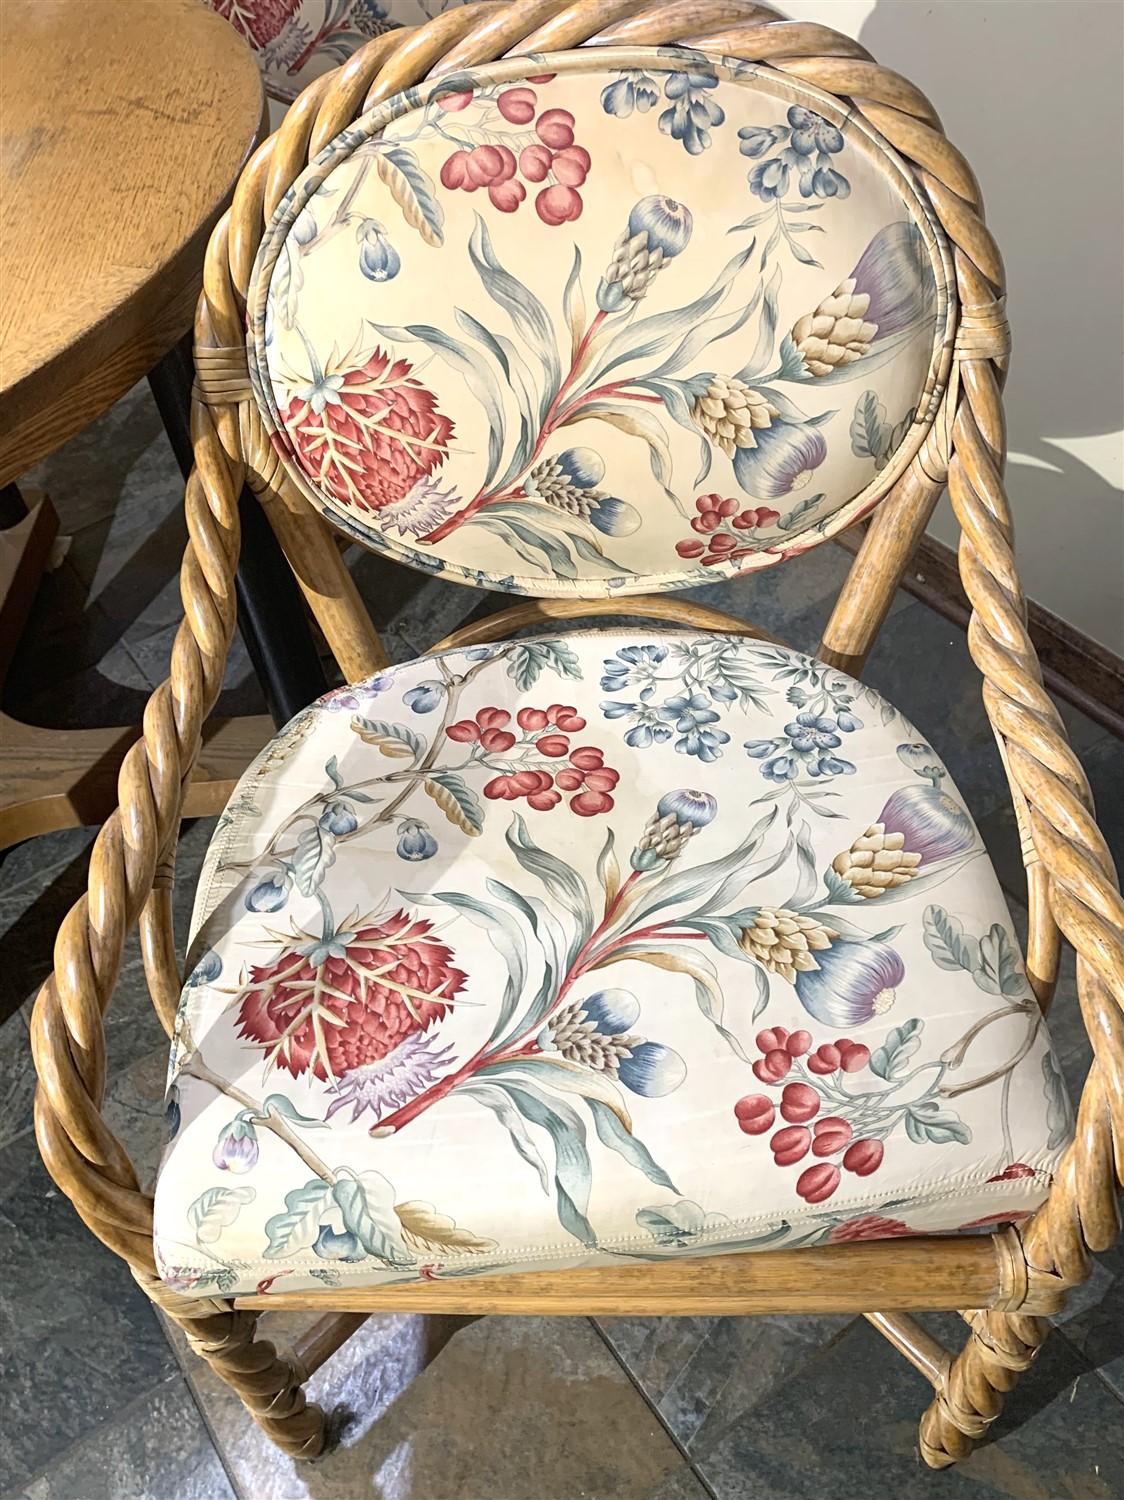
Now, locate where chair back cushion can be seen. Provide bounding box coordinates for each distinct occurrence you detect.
[248,48,955,595]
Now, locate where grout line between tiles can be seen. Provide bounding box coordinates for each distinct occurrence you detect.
[589,1318,721,1500]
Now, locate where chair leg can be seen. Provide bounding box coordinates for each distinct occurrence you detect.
[170,1305,328,1460]
[918,1308,1048,1468]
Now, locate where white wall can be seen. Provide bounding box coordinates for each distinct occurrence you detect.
[784,0,1123,652]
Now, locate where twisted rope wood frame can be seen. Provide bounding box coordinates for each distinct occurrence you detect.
[28,0,1124,1470]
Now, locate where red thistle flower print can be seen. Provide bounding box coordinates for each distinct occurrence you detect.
[213,0,296,50]
[236,911,465,1083]
[282,347,454,514]
[829,1214,914,1243]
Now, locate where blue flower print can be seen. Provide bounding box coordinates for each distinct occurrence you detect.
[396,819,438,861]
[787,106,844,158]
[745,712,859,782]
[600,62,725,154]
[740,104,850,203]
[404,680,445,714]
[542,989,686,1097]
[245,875,289,913]
[320,801,359,836]
[357,218,400,282]
[660,693,730,761]
[748,157,790,202]
[659,69,725,156]
[602,699,674,749]
[600,643,669,693]
[600,72,659,118]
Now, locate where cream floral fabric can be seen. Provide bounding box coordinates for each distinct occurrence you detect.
[246,49,955,597]
[208,2,458,104]
[155,633,1071,1298]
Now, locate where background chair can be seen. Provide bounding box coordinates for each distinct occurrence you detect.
[29,0,1123,1474]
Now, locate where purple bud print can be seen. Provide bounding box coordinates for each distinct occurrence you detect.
[794,940,904,1028]
[212,1117,259,1174]
[733,421,828,500]
[850,223,932,341]
[878,784,975,864]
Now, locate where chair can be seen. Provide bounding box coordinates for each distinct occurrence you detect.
[30,0,1123,1473]
[207,0,461,103]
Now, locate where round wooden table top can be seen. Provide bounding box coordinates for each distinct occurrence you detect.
[0,0,264,485]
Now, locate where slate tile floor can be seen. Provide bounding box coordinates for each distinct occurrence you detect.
[1,382,1121,1499]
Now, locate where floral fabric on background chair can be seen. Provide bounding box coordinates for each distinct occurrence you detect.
[209,0,464,103]
[155,632,1070,1297]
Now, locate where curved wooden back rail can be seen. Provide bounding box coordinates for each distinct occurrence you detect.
[28,0,1123,1469]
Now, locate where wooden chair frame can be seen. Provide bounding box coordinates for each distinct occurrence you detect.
[28,0,1123,1472]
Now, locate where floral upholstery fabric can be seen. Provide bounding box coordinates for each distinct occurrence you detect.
[246,49,956,597]
[155,633,1071,1298]
[208,2,459,104]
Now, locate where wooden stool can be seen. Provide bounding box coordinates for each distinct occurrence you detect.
[0,0,324,849]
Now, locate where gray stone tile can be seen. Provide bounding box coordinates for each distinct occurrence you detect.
[647,1464,712,1499]
[0,819,212,1153]
[598,1314,854,1457]
[684,539,911,658]
[1058,1236,1124,1405]
[12,1372,235,1500]
[172,1312,693,1499]
[976,728,1124,904]
[350,546,486,661]
[691,1312,1124,1499]
[0,1132,179,1490]
[24,382,169,539]
[664,1316,853,1455]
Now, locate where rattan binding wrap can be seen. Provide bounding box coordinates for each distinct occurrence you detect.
[29,0,1123,1467]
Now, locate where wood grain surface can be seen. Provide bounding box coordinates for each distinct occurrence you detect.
[0,0,264,483]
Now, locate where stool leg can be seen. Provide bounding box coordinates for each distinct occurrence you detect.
[147,338,328,726]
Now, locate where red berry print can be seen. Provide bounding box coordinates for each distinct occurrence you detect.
[807,1043,842,1075]
[497,86,537,124]
[448,705,616,818]
[535,108,575,148]
[489,179,526,213]
[837,1040,871,1073]
[536,183,583,225]
[811,1117,853,1157]
[797,1163,841,1204]
[740,1023,895,1199]
[519,143,553,182]
[734,1095,775,1135]
[780,1082,820,1124]
[437,87,590,225]
[551,145,591,186]
[676,495,782,567]
[842,1139,884,1177]
[752,1050,791,1085]
[771,1125,811,1165]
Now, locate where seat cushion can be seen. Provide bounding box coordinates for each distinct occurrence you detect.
[156,632,1071,1298]
[246,47,955,596]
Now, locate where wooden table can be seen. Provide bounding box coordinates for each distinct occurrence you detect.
[0,0,326,849]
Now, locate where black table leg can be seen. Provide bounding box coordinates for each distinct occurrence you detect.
[147,336,328,727]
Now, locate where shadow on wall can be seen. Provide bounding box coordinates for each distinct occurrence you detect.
[861,0,1124,653]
